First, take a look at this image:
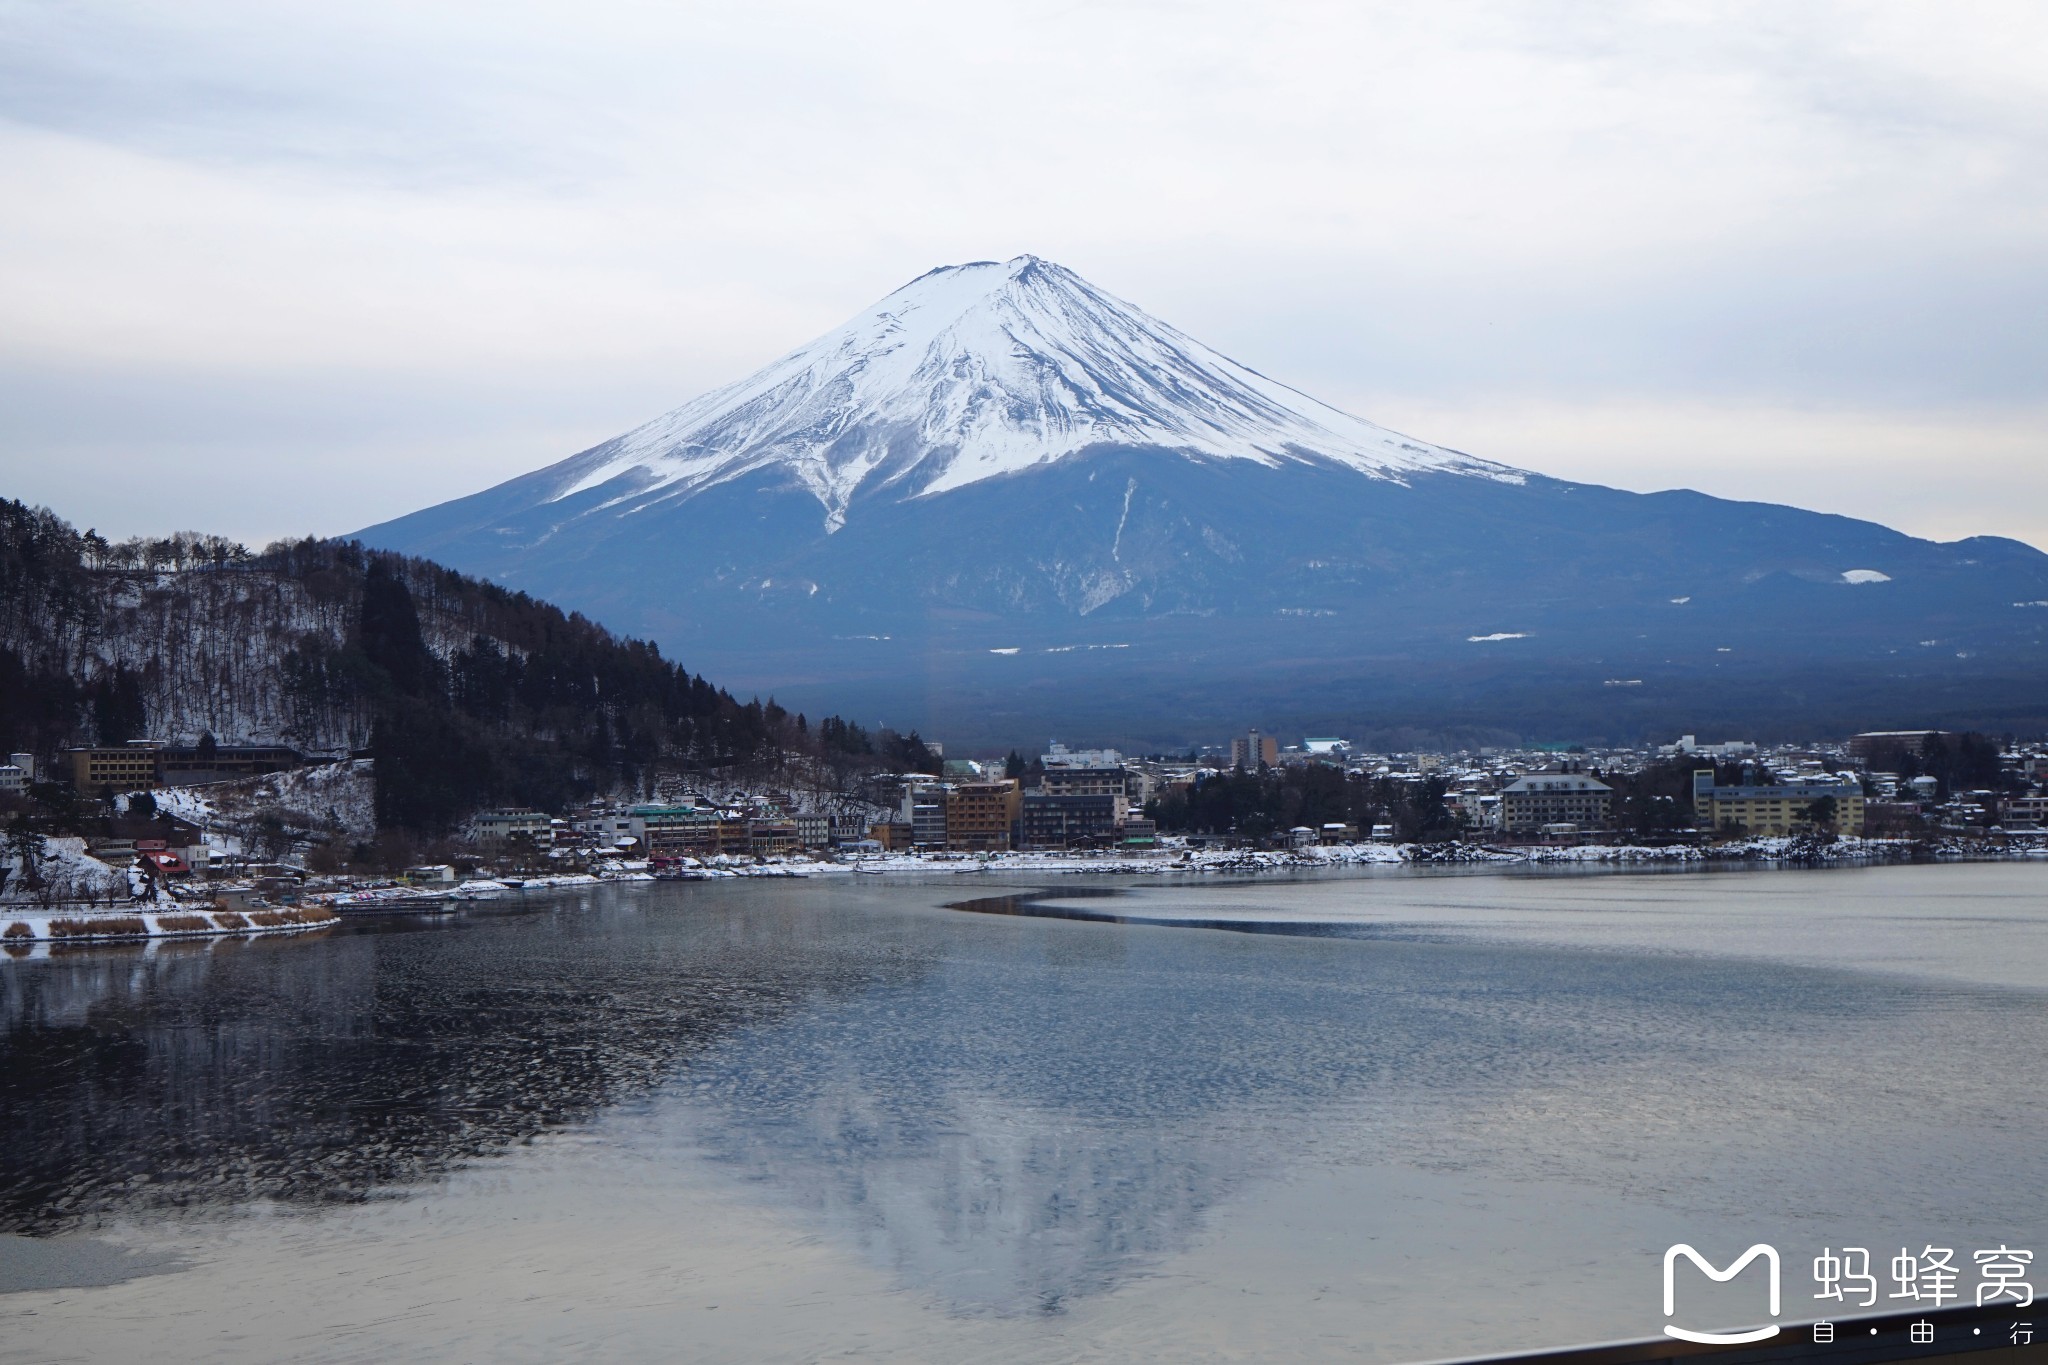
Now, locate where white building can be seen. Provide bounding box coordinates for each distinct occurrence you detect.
[1043,741,1123,768]
[470,809,555,849]
[1658,735,1759,759]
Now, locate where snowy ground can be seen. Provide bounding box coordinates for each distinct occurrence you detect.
[657,775,892,829]
[0,836,164,908]
[151,760,376,840]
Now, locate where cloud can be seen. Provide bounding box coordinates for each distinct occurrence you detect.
[0,0,2044,545]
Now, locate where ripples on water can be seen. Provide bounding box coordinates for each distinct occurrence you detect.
[2,868,2044,1332]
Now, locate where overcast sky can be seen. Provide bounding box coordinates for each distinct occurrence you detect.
[2,0,2044,549]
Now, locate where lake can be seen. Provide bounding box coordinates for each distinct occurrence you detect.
[2,862,2044,1363]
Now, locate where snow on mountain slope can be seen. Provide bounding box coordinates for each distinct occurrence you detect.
[544,255,1523,531]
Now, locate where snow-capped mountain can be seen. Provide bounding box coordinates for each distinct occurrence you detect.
[531,254,1519,533]
[356,257,2048,745]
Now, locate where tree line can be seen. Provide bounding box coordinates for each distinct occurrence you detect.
[0,498,919,835]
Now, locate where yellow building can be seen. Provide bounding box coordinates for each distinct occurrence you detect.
[66,742,165,792]
[1692,770,1865,837]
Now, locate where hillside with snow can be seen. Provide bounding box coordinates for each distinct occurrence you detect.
[0,500,882,832]
[355,256,2048,745]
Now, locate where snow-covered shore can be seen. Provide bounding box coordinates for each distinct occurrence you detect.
[634,835,2036,880]
[1,903,338,955]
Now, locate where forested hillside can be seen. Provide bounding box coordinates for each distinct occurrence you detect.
[0,499,907,832]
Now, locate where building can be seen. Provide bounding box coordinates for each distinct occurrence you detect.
[1303,738,1351,758]
[1230,729,1278,771]
[747,819,800,856]
[1499,774,1614,833]
[1691,770,1866,836]
[1043,741,1123,768]
[1119,816,1158,847]
[868,821,915,850]
[632,805,758,856]
[793,812,834,848]
[158,743,302,786]
[2001,795,2048,827]
[0,755,28,797]
[1036,766,1128,818]
[903,782,949,850]
[1847,731,1947,763]
[66,741,167,792]
[1018,793,1119,849]
[571,810,639,849]
[946,780,1021,852]
[1657,734,1758,760]
[63,740,306,792]
[472,809,556,850]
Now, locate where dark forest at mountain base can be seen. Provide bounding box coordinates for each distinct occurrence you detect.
[0,499,925,835]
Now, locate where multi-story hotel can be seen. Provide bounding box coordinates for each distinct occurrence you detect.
[1692,770,1866,836]
[946,780,1022,851]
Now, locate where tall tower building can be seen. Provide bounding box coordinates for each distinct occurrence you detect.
[1230,729,1278,771]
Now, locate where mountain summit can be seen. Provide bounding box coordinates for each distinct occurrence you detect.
[528,254,1518,533]
[356,258,2048,744]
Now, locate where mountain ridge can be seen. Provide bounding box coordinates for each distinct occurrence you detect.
[355,256,2048,745]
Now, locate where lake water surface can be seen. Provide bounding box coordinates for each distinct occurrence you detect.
[2,862,2044,1363]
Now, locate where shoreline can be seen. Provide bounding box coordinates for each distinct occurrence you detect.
[641,834,2045,880]
[1,904,339,955]
[7,837,2034,952]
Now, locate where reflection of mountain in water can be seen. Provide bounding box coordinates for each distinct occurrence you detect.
[661,912,1591,1315]
[0,897,926,1232]
[653,889,2048,1318]
[672,1079,1260,1315]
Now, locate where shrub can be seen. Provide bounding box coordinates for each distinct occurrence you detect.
[155,914,212,932]
[2,922,31,940]
[48,916,148,938]
[248,911,286,927]
[212,911,248,930]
